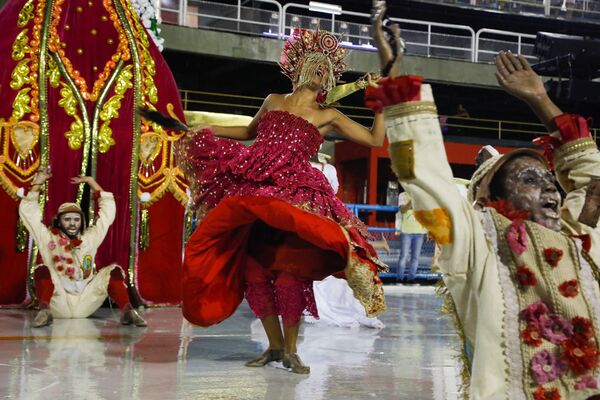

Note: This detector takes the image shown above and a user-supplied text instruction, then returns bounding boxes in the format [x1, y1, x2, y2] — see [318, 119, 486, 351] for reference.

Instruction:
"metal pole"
[498, 121, 502, 140]
[543, 0, 551, 16]
[178, 0, 186, 26]
[237, 0, 241, 32]
[427, 24, 431, 57]
[331, 13, 335, 34]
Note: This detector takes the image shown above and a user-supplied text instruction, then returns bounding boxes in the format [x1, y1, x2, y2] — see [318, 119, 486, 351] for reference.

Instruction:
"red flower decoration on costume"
[507, 220, 528, 255]
[65, 245, 72, 251]
[572, 317, 594, 341]
[559, 280, 579, 298]
[574, 234, 592, 253]
[66, 258, 73, 264]
[562, 338, 600, 374]
[485, 199, 530, 221]
[544, 248, 563, 267]
[52, 255, 60, 262]
[71, 238, 82, 247]
[516, 265, 537, 287]
[50, 227, 60, 235]
[520, 302, 549, 325]
[56, 265, 64, 272]
[522, 324, 543, 347]
[533, 386, 561, 400]
[65, 267, 75, 277]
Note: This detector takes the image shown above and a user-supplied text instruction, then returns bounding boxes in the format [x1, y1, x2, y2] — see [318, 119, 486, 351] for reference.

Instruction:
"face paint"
[500, 157, 562, 231]
[59, 212, 82, 237]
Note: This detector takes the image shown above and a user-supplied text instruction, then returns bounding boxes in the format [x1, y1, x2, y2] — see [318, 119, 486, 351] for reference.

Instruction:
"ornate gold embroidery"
[17, 0, 35, 27]
[58, 84, 84, 150]
[138, 103, 189, 206]
[46, 56, 61, 88]
[10, 59, 31, 91]
[0, 120, 41, 199]
[122, 1, 158, 107]
[344, 253, 387, 317]
[46, 0, 130, 101]
[97, 65, 133, 153]
[11, 88, 32, 121]
[12, 30, 31, 61]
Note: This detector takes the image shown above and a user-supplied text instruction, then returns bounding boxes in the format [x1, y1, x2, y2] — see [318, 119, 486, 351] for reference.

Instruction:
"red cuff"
[532, 114, 592, 169]
[93, 190, 102, 201]
[554, 114, 591, 143]
[364, 75, 423, 113]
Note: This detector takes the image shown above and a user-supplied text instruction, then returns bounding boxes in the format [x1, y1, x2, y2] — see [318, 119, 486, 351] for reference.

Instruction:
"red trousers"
[243, 257, 317, 327]
[34, 266, 132, 310]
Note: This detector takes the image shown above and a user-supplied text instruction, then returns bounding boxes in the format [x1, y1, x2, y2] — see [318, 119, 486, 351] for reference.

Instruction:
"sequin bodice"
[176, 109, 370, 237]
[253, 110, 323, 159]
[229, 110, 323, 183]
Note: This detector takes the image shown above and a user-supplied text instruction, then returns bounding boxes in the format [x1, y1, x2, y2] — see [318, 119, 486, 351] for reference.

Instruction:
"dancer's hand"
[372, 0, 386, 24]
[495, 51, 561, 133]
[71, 176, 103, 192]
[366, 73, 382, 87]
[495, 51, 546, 104]
[32, 166, 51, 185]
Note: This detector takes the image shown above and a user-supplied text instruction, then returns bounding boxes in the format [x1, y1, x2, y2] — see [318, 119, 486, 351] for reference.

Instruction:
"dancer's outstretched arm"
[323, 103, 385, 147]
[190, 95, 278, 141]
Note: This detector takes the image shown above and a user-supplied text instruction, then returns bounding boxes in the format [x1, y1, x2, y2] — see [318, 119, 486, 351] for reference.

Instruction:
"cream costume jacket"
[373, 76, 600, 399]
[19, 191, 119, 318]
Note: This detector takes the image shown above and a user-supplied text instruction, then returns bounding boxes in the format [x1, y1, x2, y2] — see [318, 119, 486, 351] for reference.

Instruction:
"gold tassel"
[139, 208, 150, 250]
[16, 216, 28, 252]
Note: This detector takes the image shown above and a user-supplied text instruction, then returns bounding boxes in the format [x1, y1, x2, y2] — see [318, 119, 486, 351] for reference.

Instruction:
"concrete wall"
[161, 24, 499, 88]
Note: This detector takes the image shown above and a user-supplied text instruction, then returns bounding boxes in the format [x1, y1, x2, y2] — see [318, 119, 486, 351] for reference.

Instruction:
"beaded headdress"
[279, 27, 347, 92]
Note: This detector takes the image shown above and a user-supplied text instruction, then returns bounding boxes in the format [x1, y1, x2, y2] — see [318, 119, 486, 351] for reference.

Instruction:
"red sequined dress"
[176, 110, 386, 327]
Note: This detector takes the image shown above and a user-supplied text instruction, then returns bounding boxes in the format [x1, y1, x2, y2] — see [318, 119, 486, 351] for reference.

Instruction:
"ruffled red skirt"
[182, 195, 385, 327]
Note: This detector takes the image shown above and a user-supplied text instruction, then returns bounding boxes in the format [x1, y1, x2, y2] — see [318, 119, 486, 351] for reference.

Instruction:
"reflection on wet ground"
[0, 285, 461, 400]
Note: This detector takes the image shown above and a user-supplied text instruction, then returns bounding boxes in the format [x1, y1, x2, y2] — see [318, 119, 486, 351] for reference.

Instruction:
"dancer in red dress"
[175, 28, 387, 374]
